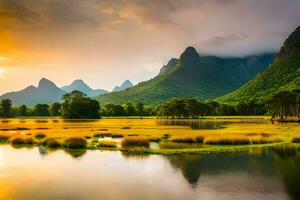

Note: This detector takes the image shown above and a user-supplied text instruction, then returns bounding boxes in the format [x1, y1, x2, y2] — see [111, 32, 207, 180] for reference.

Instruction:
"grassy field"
[0, 117, 299, 154]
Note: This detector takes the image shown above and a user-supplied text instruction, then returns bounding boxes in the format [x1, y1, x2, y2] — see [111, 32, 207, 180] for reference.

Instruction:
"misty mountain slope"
[219, 26, 300, 104]
[0, 78, 66, 106]
[96, 47, 275, 105]
[112, 80, 134, 92]
[61, 79, 108, 97]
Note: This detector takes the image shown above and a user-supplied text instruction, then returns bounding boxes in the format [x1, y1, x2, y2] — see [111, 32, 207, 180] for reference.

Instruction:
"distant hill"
[96, 47, 275, 105]
[219, 26, 300, 104]
[112, 80, 134, 92]
[61, 79, 108, 97]
[0, 78, 66, 106]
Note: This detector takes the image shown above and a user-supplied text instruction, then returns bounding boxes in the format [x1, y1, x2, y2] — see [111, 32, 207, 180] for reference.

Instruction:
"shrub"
[0, 134, 9, 142]
[292, 137, 300, 143]
[93, 133, 112, 138]
[121, 126, 131, 129]
[147, 137, 161, 142]
[121, 137, 149, 148]
[85, 135, 92, 139]
[171, 136, 195, 143]
[98, 140, 117, 148]
[44, 138, 61, 148]
[10, 137, 26, 145]
[195, 135, 204, 143]
[111, 134, 124, 138]
[204, 136, 250, 145]
[63, 137, 87, 149]
[35, 133, 46, 140]
[250, 136, 282, 144]
[24, 137, 34, 145]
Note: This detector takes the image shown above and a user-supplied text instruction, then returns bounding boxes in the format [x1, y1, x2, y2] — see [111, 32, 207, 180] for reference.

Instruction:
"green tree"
[136, 103, 144, 118]
[19, 105, 27, 116]
[0, 99, 14, 118]
[60, 90, 100, 119]
[34, 104, 50, 116]
[50, 102, 61, 116]
[124, 102, 136, 116]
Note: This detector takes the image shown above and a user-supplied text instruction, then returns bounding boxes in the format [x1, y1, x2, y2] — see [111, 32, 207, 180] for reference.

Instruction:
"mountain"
[96, 47, 275, 105]
[0, 78, 66, 106]
[61, 79, 108, 97]
[158, 58, 179, 76]
[112, 80, 134, 92]
[219, 26, 300, 104]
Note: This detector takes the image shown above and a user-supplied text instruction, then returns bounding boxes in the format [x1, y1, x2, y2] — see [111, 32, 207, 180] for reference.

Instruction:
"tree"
[124, 102, 136, 116]
[34, 104, 50, 116]
[0, 99, 14, 118]
[60, 90, 100, 119]
[50, 102, 61, 116]
[136, 103, 144, 118]
[19, 105, 27, 116]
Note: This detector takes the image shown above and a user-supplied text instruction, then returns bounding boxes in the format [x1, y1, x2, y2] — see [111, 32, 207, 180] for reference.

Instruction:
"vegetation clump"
[63, 137, 87, 149]
[0, 134, 9, 142]
[10, 137, 35, 145]
[35, 133, 46, 140]
[250, 136, 282, 144]
[43, 138, 61, 148]
[292, 137, 300, 143]
[171, 136, 195, 143]
[121, 137, 149, 148]
[204, 136, 250, 145]
[98, 140, 117, 148]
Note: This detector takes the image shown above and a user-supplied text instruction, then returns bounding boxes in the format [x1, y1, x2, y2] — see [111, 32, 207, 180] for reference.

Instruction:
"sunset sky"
[0, 0, 299, 94]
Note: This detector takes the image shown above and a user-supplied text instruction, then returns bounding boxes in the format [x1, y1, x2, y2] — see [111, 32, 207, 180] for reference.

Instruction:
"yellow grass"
[98, 140, 117, 148]
[0, 117, 298, 151]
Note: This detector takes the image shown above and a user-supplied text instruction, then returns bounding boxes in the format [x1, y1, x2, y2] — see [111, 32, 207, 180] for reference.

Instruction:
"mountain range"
[96, 48, 275, 105]
[61, 80, 109, 97]
[0, 78, 66, 106]
[219, 26, 300, 104]
[112, 80, 134, 92]
[0, 79, 131, 106]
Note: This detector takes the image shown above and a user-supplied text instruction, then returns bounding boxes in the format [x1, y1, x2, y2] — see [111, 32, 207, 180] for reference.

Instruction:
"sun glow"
[0, 68, 4, 77]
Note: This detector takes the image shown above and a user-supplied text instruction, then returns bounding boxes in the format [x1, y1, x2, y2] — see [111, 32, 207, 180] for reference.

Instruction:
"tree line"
[0, 89, 299, 120]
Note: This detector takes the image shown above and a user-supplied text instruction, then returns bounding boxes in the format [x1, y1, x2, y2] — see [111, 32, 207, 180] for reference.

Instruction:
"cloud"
[0, 0, 299, 93]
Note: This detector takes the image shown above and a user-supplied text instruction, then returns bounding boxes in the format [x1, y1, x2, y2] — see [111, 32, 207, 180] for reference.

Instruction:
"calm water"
[0, 145, 299, 200]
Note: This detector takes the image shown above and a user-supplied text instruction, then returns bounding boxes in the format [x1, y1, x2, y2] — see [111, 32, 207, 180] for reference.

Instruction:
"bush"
[63, 137, 87, 149]
[147, 137, 161, 142]
[195, 135, 204, 143]
[121, 126, 131, 129]
[10, 137, 26, 145]
[98, 140, 117, 148]
[44, 138, 61, 148]
[292, 137, 300, 143]
[111, 134, 124, 138]
[24, 137, 34, 145]
[121, 137, 149, 148]
[35, 133, 46, 140]
[171, 136, 195, 143]
[93, 133, 112, 138]
[250, 136, 282, 144]
[0, 134, 9, 142]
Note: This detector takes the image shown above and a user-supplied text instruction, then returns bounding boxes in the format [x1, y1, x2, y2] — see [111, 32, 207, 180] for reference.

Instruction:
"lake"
[0, 145, 299, 200]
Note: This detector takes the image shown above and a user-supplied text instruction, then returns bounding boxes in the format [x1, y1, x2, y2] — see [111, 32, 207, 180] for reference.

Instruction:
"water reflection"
[0, 145, 299, 199]
[157, 120, 226, 129]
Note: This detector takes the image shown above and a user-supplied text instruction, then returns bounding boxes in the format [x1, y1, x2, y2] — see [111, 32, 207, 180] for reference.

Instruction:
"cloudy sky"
[0, 0, 299, 93]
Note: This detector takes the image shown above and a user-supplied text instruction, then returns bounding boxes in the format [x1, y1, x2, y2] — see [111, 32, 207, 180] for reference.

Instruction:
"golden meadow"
[0, 117, 299, 154]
